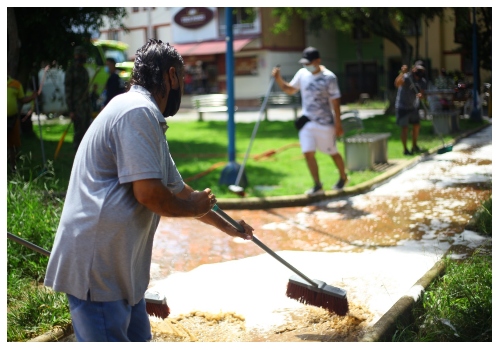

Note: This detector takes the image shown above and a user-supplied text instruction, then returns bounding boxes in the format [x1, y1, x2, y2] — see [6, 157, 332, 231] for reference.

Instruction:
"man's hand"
[227, 219, 254, 240]
[395, 65, 408, 87]
[187, 188, 217, 217]
[273, 67, 299, 95]
[271, 66, 281, 79]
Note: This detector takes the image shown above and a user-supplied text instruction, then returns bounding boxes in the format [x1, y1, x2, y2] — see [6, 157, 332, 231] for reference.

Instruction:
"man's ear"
[168, 67, 179, 89]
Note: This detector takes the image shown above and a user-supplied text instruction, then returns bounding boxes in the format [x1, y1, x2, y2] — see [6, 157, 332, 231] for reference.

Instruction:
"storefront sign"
[174, 8, 214, 29]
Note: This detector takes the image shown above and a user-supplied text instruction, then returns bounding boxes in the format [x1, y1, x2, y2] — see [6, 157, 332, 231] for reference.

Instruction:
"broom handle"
[7, 231, 165, 306]
[234, 70, 278, 187]
[212, 205, 319, 287]
[7, 232, 51, 257]
[407, 73, 429, 115]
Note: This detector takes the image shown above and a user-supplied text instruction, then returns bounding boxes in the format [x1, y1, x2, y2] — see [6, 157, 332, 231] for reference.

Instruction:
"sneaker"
[404, 149, 413, 156]
[412, 145, 421, 153]
[333, 177, 349, 190]
[305, 183, 324, 196]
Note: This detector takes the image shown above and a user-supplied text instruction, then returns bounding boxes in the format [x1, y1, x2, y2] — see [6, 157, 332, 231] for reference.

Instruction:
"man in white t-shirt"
[272, 47, 348, 195]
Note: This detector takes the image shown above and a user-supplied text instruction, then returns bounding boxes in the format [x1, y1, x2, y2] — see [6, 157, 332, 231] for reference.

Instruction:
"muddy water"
[149, 126, 492, 342]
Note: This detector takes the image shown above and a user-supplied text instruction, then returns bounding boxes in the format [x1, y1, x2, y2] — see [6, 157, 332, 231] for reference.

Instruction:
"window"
[218, 8, 258, 36]
[232, 8, 254, 24]
[454, 8, 470, 44]
[235, 56, 258, 76]
[108, 30, 119, 41]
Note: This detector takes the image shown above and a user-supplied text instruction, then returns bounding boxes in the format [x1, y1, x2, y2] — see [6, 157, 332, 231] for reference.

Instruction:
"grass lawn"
[7, 109, 491, 341]
[19, 111, 488, 198]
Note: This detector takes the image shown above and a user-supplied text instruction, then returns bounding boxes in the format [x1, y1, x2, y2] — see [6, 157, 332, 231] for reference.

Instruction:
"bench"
[341, 110, 391, 171]
[261, 93, 301, 121]
[191, 94, 237, 121]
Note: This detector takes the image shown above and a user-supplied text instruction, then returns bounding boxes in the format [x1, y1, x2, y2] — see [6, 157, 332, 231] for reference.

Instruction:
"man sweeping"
[44, 39, 254, 342]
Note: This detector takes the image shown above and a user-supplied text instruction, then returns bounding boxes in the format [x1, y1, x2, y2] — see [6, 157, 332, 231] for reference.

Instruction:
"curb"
[359, 259, 447, 342]
[28, 324, 73, 342]
[29, 122, 491, 342]
[216, 121, 491, 210]
[215, 158, 415, 210]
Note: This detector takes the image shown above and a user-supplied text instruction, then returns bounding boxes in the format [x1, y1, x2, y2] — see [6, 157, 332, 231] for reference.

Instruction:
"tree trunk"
[7, 8, 19, 78]
[414, 18, 420, 62]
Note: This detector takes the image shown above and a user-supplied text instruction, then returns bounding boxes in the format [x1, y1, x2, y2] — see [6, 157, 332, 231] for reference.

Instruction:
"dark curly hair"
[129, 39, 184, 97]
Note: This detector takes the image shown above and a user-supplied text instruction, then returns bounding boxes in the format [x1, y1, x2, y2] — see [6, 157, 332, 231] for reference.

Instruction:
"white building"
[99, 7, 337, 106]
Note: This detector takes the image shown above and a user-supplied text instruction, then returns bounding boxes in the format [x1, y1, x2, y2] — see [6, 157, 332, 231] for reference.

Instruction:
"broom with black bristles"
[211, 205, 349, 316]
[7, 232, 170, 319]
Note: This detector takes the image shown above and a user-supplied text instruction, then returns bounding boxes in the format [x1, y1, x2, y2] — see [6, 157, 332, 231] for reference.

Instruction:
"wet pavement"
[54, 124, 492, 342]
[145, 124, 492, 342]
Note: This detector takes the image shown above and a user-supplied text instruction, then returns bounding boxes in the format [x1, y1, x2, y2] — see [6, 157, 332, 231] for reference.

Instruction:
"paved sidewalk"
[32, 121, 491, 342]
[31, 101, 384, 125]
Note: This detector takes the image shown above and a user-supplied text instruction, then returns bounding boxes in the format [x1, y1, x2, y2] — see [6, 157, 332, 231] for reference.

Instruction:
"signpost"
[219, 7, 247, 187]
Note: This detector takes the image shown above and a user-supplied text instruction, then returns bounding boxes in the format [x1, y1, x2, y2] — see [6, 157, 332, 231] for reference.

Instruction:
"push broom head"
[437, 145, 453, 154]
[228, 184, 246, 197]
[286, 275, 349, 316]
[144, 290, 170, 319]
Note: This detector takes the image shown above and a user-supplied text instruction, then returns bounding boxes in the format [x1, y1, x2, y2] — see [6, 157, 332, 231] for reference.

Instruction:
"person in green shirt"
[7, 75, 37, 172]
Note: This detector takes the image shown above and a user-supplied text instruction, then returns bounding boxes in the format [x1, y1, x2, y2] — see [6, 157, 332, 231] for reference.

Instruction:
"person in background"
[19, 87, 36, 138]
[394, 65, 427, 155]
[272, 46, 349, 196]
[394, 63, 427, 155]
[44, 39, 254, 342]
[103, 57, 126, 107]
[7, 74, 38, 172]
[64, 45, 92, 151]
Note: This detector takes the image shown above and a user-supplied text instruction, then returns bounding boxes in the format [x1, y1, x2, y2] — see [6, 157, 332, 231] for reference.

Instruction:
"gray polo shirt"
[45, 85, 184, 305]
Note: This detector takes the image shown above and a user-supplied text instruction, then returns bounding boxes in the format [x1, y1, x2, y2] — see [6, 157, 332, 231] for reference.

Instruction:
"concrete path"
[31, 115, 491, 342]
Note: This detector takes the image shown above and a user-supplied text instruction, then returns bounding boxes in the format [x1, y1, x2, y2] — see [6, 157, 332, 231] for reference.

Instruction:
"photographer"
[394, 63, 427, 155]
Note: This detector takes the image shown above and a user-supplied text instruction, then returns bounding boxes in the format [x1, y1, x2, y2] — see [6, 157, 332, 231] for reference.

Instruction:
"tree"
[271, 8, 445, 113]
[7, 8, 127, 87]
[453, 7, 491, 73]
[272, 7, 444, 67]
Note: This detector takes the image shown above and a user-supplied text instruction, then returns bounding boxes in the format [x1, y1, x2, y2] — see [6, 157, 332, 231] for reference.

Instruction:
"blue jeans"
[67, 293, 152, 342]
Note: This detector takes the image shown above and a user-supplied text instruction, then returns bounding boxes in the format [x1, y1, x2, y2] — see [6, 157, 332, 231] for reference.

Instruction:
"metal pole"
[225, 7, 235, 163]
[470, 7, 482, 122]
[218, 7, 240, 185]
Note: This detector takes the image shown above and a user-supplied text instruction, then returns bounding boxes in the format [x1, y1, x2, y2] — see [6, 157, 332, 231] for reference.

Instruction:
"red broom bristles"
[146, 301, 170, 319]
[145, 291, 170, 319]
[286, 279, 349, 316]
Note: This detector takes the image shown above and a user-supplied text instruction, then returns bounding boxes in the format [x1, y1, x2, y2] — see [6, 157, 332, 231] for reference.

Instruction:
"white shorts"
[299, 121, 339, 155]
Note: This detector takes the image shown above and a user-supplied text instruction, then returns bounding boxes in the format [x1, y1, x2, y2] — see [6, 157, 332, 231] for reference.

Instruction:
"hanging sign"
[174, 8, 214, 29]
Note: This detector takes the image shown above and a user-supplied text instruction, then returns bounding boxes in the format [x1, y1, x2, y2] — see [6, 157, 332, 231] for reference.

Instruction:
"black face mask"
[163, 73, 181, 118]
